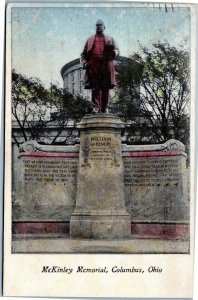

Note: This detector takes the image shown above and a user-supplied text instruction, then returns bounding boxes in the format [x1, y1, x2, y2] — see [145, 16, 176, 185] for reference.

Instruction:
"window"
[79, 69, 83, 80]
[71, 71, 75, 82]
[64, 75, 68, 88]
[80, 81, 83, 94]
[72, 82, 75, 94]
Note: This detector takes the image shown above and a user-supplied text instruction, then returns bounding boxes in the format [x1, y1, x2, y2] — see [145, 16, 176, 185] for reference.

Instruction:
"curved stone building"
[61, 58, 91, 99]
[60, 56, 131, 101]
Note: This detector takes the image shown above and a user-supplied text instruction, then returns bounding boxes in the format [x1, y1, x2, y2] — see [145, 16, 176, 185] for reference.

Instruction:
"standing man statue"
[81, 20, 119, 113]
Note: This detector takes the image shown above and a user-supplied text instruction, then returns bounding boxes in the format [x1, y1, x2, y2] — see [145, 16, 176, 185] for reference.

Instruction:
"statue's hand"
[107, 44, 114, 50]
[83, 63, 89, 70]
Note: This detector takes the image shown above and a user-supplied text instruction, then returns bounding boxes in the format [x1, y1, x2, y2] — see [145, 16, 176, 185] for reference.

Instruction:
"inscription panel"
[81, 134, 122, 167]
[24, 159, 77, 183]
[13, 156, 78, 221]
[124, 157, 181, 187]
[123, 155, 189, 222]
[89, 136, 120, 161]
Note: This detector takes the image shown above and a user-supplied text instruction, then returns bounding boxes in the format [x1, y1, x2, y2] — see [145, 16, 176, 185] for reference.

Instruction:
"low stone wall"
[12, 137, 189, 239]
[12, 142, 79, 235]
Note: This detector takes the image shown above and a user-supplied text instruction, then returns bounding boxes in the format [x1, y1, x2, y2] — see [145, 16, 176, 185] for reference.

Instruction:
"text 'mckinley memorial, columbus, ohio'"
[13, 19, 189, 249]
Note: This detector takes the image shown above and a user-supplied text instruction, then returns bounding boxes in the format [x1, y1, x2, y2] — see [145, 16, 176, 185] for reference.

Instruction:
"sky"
[10, 3, 191, 87]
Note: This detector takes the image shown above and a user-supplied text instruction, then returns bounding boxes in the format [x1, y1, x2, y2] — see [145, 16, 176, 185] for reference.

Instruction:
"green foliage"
[49, 84, 91, 122]
[12, 70, 91, 146]
[113, 58, 143, 122]
[12, 69, 51, 143]
[114, 43, 190, 146]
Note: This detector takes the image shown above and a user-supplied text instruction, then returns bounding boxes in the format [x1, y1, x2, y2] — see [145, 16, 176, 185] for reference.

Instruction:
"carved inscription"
[124, 157, 181, 187]
[24, 159, 78, 183]
[88, 136, 121, 165]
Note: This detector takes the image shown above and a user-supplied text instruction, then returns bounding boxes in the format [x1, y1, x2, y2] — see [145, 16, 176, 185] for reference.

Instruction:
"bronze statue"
[81, 20, 119, 113]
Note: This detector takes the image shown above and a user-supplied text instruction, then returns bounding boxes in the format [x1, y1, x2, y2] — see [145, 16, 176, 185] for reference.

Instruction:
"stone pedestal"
[70, 114, 131, 239]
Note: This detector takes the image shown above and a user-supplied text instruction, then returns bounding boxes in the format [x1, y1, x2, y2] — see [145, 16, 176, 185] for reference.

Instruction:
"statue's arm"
[106, 37, 120, 59]
[112, 38, 120, 57]
[81, 40, 89, 69]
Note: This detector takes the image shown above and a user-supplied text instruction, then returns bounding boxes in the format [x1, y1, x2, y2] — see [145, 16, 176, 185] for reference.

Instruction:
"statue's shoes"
[92, 107, 99, 114]
[101, 108, 109, 113]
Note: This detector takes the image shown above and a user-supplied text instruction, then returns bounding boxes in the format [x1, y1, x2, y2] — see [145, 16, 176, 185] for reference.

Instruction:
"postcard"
[3, 2, 195, 298]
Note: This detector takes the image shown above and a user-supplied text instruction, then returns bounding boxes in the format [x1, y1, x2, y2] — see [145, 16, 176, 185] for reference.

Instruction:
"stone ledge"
[131, 223, 189, 240]
[78, 113, 125, 129]
[12, 221, 69, 234]
[18, 152, 79, 158]
[11, 237, 190, 254]
[13, 221, 189, 241]
[122, 139, 186, 153]
[122, 150, 186, 157]
[19, 140, 79, 153]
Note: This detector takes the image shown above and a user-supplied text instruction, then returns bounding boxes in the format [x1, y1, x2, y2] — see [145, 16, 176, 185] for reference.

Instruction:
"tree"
[12, 69, 51, 146]
[114, 43, 190, 146]
[49, 84, 91, 144]
[12, 70, 92, 146]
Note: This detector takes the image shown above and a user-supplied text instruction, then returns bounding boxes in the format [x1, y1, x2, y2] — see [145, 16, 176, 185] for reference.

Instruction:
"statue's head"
[96, 19, 105, 34]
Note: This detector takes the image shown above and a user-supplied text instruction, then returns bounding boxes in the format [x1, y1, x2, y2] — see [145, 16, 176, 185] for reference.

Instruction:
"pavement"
[12, 234, 190, 254]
